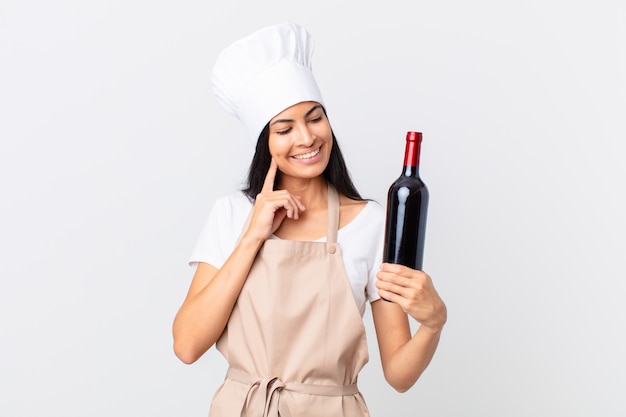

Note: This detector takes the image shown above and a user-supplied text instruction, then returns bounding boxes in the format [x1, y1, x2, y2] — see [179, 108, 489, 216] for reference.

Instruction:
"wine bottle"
[382, 131, 429, 284]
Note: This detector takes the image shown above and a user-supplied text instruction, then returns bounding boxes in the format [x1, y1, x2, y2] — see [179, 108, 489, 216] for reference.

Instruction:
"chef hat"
[211, 22, 325, 142]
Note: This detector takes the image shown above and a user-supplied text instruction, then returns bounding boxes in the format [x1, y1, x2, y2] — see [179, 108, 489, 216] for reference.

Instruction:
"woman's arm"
[372, 263, 447, 392]
[172, 159, 305, 364]
[172, 235, 264, 364]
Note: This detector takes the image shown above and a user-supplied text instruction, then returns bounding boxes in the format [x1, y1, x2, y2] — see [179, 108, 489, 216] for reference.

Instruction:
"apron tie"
[258, 376, 291, 417]
[228, 368, 362, 417]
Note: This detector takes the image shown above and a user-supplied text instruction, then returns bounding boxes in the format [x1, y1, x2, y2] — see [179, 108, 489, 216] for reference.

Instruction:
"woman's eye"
[276, 127, 291, 135]
[310, 116, 322, 123]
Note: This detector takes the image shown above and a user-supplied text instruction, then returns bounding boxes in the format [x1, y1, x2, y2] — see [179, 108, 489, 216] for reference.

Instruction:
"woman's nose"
[296, 124, 315, 146]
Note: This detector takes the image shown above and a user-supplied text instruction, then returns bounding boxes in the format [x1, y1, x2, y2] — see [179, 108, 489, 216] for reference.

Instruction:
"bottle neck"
[402, 132, 422, 177]
[403, 165, 420, 177]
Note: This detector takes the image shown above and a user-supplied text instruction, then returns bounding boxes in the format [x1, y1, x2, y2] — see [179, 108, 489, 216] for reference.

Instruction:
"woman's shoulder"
[357, 199, 385, 226]
[343, 195, 384, 216]
[214, 189, 253, 205]
[338, 197, 384, 236]
[207, 190, 253, 225]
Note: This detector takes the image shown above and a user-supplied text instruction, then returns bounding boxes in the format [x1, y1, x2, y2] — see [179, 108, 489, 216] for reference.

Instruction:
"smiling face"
[268, 101, 333, 186]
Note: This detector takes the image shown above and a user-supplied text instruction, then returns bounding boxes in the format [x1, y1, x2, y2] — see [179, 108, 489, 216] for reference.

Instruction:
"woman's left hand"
[376, 263, 447, 332]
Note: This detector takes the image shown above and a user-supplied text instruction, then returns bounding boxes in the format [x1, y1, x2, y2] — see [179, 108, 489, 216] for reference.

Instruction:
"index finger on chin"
[262, 158, 278, 192]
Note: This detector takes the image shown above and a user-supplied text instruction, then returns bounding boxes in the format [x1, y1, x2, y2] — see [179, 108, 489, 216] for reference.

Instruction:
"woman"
[173, 23, 446, 416]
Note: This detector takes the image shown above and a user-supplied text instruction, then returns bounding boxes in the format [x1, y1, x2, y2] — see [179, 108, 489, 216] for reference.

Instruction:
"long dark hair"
[242, 123, 364, 202]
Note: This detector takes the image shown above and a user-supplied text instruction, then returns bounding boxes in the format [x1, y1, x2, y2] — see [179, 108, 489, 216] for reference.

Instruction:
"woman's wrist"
[418, 322, 445, 336]
[238, 232, 266, 252]
[416, 308, 447, 335]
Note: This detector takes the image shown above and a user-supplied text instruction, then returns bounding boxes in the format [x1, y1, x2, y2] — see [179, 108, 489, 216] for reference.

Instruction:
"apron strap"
[326, 185, 340, 244]
[228, 367, 358, 395]
[227, 368, 360, 417]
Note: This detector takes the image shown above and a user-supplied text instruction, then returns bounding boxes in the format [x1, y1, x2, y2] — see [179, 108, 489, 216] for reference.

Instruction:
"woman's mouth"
[292, 147, 321, 160]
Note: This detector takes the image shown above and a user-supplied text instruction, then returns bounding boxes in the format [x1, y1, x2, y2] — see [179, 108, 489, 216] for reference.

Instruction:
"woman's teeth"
[292, 147, 320, 160]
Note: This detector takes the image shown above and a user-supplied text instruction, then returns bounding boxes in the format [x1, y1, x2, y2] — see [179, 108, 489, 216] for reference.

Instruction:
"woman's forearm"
[382, 324, 443, 392]
[374, 264, 447, 391]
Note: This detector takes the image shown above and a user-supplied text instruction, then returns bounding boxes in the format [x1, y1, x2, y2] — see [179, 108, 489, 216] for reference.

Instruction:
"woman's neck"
[277, 176, 327, 209]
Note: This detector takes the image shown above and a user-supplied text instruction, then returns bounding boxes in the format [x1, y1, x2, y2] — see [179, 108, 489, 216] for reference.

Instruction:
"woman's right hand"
[245, 159, 305, 241]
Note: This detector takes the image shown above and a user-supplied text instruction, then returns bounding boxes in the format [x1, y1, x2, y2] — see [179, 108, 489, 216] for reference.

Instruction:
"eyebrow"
[270, 104, 323, 126]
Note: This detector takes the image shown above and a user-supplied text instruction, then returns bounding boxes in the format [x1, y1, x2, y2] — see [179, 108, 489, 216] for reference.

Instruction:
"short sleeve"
[337, 200, 385, 314]
[188, 192, 252, 270]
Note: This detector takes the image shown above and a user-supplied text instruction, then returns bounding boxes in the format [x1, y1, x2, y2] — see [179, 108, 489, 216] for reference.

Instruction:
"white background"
[1, 1, 625, 416]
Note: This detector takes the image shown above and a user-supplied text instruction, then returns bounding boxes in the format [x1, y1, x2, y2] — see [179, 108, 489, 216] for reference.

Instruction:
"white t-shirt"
[189, 191, 385, 315]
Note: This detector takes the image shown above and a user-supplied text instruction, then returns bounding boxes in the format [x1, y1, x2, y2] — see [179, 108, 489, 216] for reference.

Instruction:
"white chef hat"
[211, 22, 325, 142]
